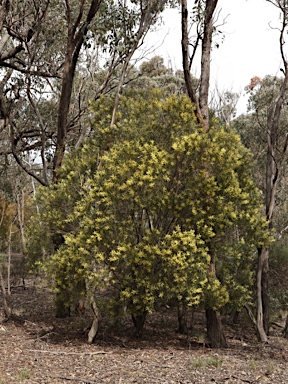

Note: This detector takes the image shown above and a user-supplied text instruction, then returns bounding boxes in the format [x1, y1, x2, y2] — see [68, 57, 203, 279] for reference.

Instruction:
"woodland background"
[1, 1, 288, 382]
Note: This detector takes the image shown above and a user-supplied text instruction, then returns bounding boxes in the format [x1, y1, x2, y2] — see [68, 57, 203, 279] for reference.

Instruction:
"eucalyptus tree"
[181, 0, 219, 129]
[0, 0, 102, 185]
[233, 72, 288, 341]
[210, 88, 239, 126]
[0, 0, 175, 187]
[180, 0, 236, 348]
[241, 0, 288, 342]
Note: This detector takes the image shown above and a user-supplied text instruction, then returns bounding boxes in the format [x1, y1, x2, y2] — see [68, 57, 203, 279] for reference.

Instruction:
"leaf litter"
[0, 281, 287, 383]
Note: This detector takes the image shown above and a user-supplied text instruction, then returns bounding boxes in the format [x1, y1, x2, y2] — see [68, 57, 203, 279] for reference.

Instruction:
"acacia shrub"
[27, 91, 269, 338]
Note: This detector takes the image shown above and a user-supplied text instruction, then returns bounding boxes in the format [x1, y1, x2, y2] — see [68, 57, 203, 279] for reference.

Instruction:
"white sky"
[144, 0, 283, 115]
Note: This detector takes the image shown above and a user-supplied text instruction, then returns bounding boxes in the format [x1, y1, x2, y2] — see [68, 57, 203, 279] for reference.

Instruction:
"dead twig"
[38, 373, 99, 383]
[230, 376, 253, 383]
[27, 349, 111, 355]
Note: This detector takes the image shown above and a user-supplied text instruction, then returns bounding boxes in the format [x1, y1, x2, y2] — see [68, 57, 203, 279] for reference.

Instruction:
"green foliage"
[28, 91, 270, 321]
[233, 75, 288, 315]
[234, 75, 288, 197]
[96, 1, 175, 56]
[269, 240, 288, 311]
[140, 56, 171, 77]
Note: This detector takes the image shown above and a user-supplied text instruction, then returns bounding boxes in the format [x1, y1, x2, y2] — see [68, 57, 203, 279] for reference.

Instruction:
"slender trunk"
[181, 0, 203, 125]
[205, 250, 227, 347]
[232, 310, 240, 324]
[283, 314, 288, 338]
[262, 253, 270, 334]
[255, 71, 288, 340]
[52, 47, 75, 180]
[52, 0, 102, 181]
[177, 299, 188, 334]
[17, 190, 26, 286]
[7, 220, 13, 296]
[87, 294, 101, 344]
[0, 204, 11, 317]
[256, 248, 269, 342]
[110, 53, 133, 128]
[206, 308, 227, 348]
[181, 0, 218, 130]
[132, 311, 147, 337]
[199, 0, 218, 130]
[52, 234, 71, 318]
[0, 265, 11, 319]
[54, 291, 71, 318]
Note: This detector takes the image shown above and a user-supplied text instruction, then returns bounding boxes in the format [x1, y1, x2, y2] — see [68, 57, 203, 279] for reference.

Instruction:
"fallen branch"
[38, 373, 99, 383]
[270, 321, 283, 328]
[27, 349, 110, 355]
[231, 376, 254, 383]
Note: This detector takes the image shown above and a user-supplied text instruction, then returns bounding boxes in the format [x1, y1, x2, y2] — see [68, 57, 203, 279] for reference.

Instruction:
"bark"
[181, 0, 218, 130]
[256, 248, 269, 342]
[51, 233, 71, 318]
[17, 190, 27, 286]
[0, 265, 11, 319]
[199, 0, 218, 130]
[177, 299, 188, 334]
[283, 314, 288, 338]
[262, 251, 270, 335]
[132, 311, 147, 337]
[181, 0, 203, 126]
[205, 250, 227, 348]
[232, 310, 240, 325]
[7, 220, 14, 296]
[206, 308, 227, 348]
[55, 293, 71, 318]
[52, 0, 102, 181]
[0, 204, 11, 318]
[87, 295, 101, 344]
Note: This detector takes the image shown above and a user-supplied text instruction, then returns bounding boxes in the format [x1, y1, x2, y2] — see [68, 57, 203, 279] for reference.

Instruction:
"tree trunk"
[132, 311, 147, 337]
[87, 295, 101, 344]
[52, 52, 74, 180]
[52, 0, 102, 181]
[206, 308, 227, 348]
[51, 233, 71, 318]
[54, 293, 71, 318]
[257, 51, 288, 340]
[283, 314, 288, 338]
[232, 310, 240, 325]
[0, 265, 11, 319]
[256, 247, 269, 342]
[17, 190, 27, 287]
[262, 251, 270, 334]
[199, 0, 218, 130]
[181, 0, 203, 126]
[177, 299, 188, 334]
[181, 0, 218, 131]
[7, 219, 13, 296]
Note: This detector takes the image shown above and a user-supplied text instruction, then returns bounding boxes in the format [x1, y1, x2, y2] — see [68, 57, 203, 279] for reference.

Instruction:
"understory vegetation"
[1, 0, 288, 356]
[26, 91, 270, 343]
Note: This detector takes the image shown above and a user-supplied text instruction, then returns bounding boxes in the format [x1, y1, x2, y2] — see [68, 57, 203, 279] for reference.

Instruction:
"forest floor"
[0, 280, 288, 384]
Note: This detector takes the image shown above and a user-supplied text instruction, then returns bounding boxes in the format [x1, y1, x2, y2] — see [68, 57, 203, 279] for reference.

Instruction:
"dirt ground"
[0, 282, 288, 384]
